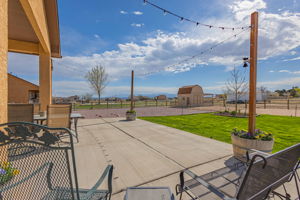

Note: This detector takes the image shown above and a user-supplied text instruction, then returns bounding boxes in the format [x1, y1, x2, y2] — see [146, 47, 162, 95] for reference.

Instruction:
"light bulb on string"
[179, 17, 184, 23]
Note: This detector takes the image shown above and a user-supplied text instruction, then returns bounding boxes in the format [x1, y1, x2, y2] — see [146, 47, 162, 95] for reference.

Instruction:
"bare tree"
[225, 67, 248, 112]
[85, 65, 108, 104]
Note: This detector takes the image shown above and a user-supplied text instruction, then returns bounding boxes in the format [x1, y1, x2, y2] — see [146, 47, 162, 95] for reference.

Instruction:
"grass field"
[139, 113, 300, 152]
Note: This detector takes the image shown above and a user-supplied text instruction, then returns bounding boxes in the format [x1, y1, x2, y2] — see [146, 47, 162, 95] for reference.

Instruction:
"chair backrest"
[8, 104, 34, 123]
[33, 104, 41, 115]
[237, 143, 300, 200]
[47, 104, 71, 129]
[0, 122, 79, 200]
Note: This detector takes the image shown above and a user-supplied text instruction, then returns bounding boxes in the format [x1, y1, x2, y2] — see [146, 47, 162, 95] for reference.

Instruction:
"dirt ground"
[74, 105, 299, 119]
[75, 107, 213, 119]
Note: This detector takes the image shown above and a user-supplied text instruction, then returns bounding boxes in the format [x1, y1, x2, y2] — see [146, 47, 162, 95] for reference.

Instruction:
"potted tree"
[231, 128, 274, 159]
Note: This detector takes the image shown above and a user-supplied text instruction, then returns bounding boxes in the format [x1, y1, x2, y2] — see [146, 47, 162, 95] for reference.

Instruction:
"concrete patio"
[74, 118, 299, 200]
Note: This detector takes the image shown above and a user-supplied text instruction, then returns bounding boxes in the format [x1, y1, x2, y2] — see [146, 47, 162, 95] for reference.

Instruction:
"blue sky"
[8, 0, 300, 97]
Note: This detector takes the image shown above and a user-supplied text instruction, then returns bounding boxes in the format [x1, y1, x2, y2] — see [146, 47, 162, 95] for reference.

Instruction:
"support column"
[0, 0, 8, 124]
[248, 12, 258, 134]
[39, 52, 52, 112]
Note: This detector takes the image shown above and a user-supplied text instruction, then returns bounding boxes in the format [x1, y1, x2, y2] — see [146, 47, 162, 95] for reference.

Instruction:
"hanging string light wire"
[143, 0, 251, 30]
[142, 26, 251, 76]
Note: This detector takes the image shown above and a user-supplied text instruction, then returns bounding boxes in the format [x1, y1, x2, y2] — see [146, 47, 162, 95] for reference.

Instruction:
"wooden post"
[287, 98, 290, 110]
[248, 12, 258, 135]
[130, 70, 134, 111]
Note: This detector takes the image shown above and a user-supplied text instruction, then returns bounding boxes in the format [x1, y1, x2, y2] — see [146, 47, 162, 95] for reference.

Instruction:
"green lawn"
[139, 113, 300, 152]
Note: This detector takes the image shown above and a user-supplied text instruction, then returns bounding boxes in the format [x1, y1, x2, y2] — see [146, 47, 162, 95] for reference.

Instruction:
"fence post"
[264, 100, 266, 109]
[287, 99, 290, 110]
[295, 104, 298, 117]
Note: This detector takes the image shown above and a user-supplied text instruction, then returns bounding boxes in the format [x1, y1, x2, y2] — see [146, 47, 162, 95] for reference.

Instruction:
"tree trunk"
[235, 92, 238, 112]
[98, 93, 101, 105]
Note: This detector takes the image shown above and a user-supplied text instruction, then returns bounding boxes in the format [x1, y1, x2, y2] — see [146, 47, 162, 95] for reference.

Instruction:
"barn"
[177, 85, 204, 106]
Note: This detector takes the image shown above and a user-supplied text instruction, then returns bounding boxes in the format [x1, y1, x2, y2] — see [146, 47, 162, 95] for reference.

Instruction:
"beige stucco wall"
[0, 0, 8, 124]
[8, 74, 39, 103]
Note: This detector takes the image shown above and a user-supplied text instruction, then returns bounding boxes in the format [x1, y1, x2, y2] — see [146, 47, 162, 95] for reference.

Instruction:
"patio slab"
[74, 118, 299, 200]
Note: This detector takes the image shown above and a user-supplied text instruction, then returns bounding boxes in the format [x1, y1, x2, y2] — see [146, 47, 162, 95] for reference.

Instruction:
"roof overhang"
[8, 0, 61, 58]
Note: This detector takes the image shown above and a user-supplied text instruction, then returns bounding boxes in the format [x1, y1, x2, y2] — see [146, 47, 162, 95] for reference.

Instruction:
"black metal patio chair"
[0, 122, 113, 200]
[176, 143, 300, 200]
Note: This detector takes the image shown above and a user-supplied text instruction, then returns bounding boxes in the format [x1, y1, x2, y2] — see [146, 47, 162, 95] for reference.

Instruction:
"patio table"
[124, 187, 175, 200]
[34, 113, 84, 135]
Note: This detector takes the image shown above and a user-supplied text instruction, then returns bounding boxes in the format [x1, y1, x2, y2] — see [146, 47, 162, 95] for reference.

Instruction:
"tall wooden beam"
[39, 51, 52, 112]
[248, 12, 258, 134]
[130, 70, 134, 111]
[8, 39, 39, 55]
[20, 0, 50, 53]
[0, 0, 8, 124]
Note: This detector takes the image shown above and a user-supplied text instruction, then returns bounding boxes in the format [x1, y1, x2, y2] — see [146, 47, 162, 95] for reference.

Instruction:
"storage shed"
[177, 85, 204, 106]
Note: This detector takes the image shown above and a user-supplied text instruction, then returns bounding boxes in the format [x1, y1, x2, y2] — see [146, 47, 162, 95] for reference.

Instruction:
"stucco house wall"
[8, 73, 39, 103]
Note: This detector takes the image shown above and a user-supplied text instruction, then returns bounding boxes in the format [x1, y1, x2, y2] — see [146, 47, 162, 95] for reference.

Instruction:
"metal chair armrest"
[83, 165, 113, 200]
[182, 169, 236, 200]
[0, 162, 53, 193]
[246, 149, 270, 162]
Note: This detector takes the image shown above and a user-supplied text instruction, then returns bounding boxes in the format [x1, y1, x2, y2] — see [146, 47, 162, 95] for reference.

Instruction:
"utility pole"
[248, 12, 258, 134]
[130, 70, 134, 111]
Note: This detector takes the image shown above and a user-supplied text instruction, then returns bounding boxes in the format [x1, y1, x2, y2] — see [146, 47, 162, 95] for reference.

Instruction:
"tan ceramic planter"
[126, 112, 136, 121]
[231, 134, 274, 159]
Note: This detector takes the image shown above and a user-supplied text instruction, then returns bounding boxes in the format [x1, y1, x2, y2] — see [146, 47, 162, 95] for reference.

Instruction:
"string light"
[143, 0, 251, 30]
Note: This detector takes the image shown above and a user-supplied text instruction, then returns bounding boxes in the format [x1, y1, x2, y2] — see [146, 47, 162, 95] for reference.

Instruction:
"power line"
[143, 0, 251, 31]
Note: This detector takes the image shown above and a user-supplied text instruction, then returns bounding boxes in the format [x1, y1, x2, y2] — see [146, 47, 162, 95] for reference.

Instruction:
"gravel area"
[75, 107, 213, 119]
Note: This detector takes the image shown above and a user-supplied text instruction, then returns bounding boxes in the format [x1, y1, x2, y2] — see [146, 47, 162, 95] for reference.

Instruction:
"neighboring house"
[8, 73, 39, 104]
[53, 95, 80, 104]
[177, 85, 204, 106]
[155, 95, 167, 100]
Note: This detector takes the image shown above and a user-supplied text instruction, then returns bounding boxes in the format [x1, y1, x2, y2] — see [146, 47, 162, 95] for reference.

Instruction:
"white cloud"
[131, 23, 144, 27]
[94, 34, 100, 39]
[278, 69, 300, 74]
[52, 80, 177, 97]
[269, 70, 275, 72]
[258, 77, 300, 89]
[133, 11, 143, 15]
[284, 56, 300, 61]
[290, 51, 297, 55]
[120, 10, 128, 14]
[229, 0, 267, 20]
[279, 70, 290, 73]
